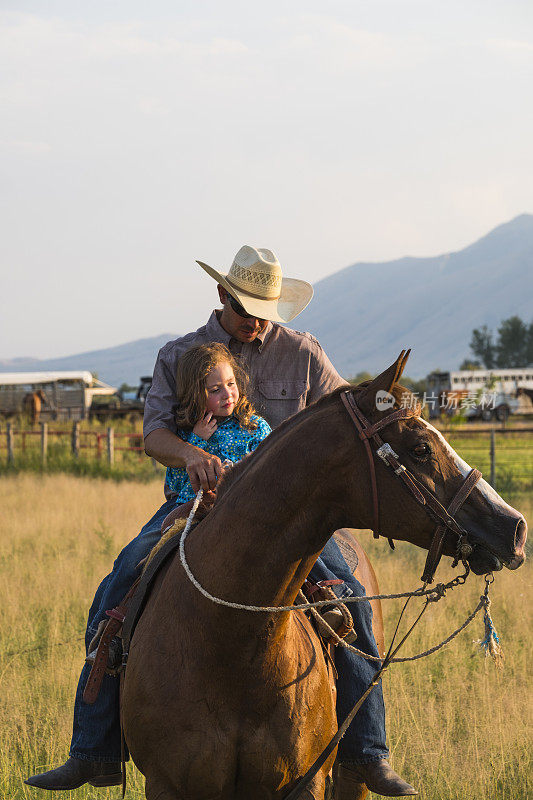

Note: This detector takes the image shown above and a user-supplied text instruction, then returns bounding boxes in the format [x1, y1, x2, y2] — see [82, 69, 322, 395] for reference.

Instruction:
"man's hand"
[184, 445, 223, 491]
[193, 412, 218, 440]
[144, 428, 223, 489]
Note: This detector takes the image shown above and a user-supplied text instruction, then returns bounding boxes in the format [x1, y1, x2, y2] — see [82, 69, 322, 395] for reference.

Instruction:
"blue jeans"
[309, 538, 388, 764]
[70, 505, 388, 765]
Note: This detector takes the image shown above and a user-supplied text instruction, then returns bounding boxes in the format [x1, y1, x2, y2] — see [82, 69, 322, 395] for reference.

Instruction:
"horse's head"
[349, 351, 527, 577]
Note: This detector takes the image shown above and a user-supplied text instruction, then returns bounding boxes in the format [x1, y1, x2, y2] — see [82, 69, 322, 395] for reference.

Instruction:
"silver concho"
[376, 443, 399, 464]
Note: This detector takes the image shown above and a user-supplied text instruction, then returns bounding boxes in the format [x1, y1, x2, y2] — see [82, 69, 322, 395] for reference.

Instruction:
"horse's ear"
[393, 348, 410, 390]
[355, 350, 411, 415]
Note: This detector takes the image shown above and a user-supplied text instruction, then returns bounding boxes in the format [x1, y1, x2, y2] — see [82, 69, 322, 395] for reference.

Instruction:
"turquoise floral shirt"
[165, 414, 271, 505]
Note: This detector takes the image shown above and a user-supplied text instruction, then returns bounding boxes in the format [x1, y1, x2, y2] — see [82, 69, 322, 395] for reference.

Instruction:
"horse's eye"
[412, 443, 431, 460]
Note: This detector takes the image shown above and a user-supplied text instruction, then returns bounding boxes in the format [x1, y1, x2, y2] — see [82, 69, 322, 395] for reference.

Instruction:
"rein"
[178, 491, 494, 800]
[179, 390, 483, 615]
[179, 501, 487, 663]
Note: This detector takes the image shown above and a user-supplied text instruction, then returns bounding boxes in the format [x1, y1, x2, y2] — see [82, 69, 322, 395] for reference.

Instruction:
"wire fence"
[1, 421, 531, 491]
[0, 422, 145, 465]
[437, 426, 533, 493]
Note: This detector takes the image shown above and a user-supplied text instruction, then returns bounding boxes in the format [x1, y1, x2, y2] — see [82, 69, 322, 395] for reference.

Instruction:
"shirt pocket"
[257, 379, 308, 427]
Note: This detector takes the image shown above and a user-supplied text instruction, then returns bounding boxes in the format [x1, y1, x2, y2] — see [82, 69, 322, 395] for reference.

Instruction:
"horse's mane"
[217, 386, 348, 498]
[218, 380, 420, 499]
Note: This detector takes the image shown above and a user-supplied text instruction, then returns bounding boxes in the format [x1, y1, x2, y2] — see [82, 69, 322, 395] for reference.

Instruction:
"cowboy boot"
[25, 757, 122, 790]
[336, 760, 417, 797]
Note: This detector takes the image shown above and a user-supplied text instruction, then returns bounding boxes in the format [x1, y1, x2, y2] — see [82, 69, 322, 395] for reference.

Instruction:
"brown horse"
[22, 389, 48, 425]
[122, 353, 527, 800]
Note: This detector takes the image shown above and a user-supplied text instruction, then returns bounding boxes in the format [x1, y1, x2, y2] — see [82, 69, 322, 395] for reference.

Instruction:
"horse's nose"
[508, 517, 527, 570]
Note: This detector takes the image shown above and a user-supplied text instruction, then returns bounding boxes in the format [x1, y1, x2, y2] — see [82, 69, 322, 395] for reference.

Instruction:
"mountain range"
[2, 215, 532, 385]
[296, 213, 533, 378]
[0, 335, 176, 389]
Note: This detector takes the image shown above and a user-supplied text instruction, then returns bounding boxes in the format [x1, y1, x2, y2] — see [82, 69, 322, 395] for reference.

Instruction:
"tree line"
[461, 315, 533, 370]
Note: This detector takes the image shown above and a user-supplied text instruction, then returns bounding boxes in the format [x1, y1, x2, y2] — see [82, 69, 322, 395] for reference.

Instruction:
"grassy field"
[0, 475, 531, 799]
[445, 431, 533, 494]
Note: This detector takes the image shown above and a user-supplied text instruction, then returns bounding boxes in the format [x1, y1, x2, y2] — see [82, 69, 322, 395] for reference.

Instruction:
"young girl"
[165, 342, 271, 506]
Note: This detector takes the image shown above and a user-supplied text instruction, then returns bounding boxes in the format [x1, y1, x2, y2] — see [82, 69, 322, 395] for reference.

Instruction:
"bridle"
[340, 390, 482, 584]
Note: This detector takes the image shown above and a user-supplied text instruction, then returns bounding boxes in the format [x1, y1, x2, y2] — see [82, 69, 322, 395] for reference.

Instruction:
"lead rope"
[284, 592, 426, 800]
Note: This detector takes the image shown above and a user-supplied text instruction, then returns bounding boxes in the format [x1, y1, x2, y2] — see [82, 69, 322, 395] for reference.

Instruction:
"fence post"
[71, 421, 80, 458]
[107, 427, 114, 465]
[7, 422, 14, 465]
[41, 422, 48, 466]
[489, 429, 496, 487]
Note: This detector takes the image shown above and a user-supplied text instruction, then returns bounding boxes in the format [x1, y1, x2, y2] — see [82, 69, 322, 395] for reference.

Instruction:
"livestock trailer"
[0, 371, 117, 420]
[426, 368, 533, 420]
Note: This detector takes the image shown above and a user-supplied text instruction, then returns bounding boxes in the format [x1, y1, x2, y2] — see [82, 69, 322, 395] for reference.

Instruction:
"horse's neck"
[187, 507, 336, 609]
[179, 403, 358, 619]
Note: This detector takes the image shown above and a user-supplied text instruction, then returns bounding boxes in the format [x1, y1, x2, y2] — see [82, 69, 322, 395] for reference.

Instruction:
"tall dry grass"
[0, 475, 531, 799]
[368, 533, 531, 799]
[0, 475, 161, 799]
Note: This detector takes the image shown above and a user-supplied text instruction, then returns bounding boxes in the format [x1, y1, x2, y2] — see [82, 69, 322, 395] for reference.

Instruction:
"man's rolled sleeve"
[143, 347, 179, 439]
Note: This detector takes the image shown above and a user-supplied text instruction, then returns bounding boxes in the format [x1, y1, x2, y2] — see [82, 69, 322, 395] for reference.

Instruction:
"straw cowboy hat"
[196, 245, 313, 323]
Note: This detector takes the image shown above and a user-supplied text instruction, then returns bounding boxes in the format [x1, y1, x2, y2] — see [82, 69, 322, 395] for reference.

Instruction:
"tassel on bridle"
[474, 581, 504, 668]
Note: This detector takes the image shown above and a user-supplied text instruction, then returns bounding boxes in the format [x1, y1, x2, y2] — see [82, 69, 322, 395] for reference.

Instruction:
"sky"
[1, 0, 532, 359]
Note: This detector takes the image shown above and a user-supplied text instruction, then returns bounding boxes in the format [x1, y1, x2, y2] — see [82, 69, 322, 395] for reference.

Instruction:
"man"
[26, 246, 416, 797]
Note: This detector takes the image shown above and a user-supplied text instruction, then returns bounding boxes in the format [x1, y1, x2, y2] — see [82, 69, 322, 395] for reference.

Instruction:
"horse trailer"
[0, 371, 117, 421]
[426, 368, 533, 421]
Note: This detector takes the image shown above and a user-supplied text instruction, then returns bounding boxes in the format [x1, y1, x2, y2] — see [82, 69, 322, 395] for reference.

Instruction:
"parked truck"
[88, 376, 152, 421]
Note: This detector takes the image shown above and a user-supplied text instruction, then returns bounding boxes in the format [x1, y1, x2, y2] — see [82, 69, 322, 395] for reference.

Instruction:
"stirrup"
[85, 620, 123, 676]
[303, 581, 356, 645]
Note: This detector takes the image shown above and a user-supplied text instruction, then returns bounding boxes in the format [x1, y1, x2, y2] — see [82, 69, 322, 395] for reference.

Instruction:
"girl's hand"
[193, 412, 218, 440]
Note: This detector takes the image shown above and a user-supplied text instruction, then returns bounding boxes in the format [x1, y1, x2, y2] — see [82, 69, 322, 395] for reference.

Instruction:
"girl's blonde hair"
[174, 343, 257, 431]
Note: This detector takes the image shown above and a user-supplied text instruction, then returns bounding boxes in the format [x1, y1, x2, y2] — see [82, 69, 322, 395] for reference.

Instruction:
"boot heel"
[89, 772, 122, 787]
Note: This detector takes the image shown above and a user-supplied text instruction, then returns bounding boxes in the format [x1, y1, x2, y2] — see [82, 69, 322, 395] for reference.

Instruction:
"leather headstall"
[340, 390, 482, 584]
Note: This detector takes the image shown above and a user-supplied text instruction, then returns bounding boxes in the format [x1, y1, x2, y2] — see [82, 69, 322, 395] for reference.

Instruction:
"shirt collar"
[207, 310, 273, 351]
[217, 414, 236, 427]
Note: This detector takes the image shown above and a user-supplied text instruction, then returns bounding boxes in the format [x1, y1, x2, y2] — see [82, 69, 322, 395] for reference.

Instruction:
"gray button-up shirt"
[144, 311, 346, 437]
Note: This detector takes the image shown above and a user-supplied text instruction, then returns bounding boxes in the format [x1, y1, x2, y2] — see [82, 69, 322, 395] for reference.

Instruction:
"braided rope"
[310, 595, 487, 662]
[179, 490, 487, 663]
[179, 495, 429, 611]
